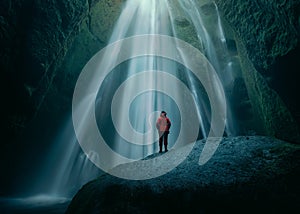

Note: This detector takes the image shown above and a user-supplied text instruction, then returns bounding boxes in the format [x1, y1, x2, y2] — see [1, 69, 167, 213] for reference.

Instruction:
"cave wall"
[1, 0, 300, 182]
[1, 0, 88, 194]
[214, 0, 300, 142]
[41, 0, 123, 117]
[1, 0, 300, 196]
[236, 37, 300, 142]
[0, 0, 124, 195]
[1, 0, 124, 140]
[214, 0, 299, 71]
[1, 0, 89, 137]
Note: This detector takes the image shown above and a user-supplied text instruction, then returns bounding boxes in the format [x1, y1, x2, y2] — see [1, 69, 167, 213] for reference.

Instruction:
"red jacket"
[156, 116, 171, 132]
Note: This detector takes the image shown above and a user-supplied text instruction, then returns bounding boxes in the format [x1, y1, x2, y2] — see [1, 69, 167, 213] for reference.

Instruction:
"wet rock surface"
[214, 0, 300, 139]
[215, 0, 299, 71]
[215, 0, 300, 143]
[0, 196, 70, 214]
[66, 136, 300, 214]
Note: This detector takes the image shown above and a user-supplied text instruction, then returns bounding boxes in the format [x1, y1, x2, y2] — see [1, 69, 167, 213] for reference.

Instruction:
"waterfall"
[24, 0, 241, 198]
[26, 114, 102, 198]
[177, 0, 238, 136]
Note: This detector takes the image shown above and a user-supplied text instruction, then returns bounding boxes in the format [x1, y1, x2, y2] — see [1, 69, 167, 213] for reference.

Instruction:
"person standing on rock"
[156, 111, 171, 153]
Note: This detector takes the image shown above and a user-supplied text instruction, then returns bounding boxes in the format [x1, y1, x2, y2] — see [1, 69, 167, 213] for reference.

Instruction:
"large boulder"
[66, 136, 300, 213]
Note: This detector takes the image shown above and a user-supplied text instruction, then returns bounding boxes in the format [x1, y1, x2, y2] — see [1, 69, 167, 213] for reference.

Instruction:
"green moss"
[89, 0, 123, 43]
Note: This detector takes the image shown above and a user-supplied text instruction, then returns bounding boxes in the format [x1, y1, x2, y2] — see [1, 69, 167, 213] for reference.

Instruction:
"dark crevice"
[269, 43, 300, 128]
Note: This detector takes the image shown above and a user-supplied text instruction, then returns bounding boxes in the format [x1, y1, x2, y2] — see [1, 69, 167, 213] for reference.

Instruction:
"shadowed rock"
[66, 136, 300, 214]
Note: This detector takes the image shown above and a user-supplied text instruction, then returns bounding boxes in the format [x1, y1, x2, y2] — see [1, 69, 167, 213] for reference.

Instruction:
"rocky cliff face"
[2, 0, 299, 144]
[215, 0, 299, 71]
[1, 0, 299, 141]
[214, 0, 300, 142]
[1, 0, 123, 194]
[2, 0, 89, 135]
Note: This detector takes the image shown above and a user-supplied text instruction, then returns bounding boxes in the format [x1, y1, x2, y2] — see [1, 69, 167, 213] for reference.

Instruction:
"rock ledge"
[66, 136, 300, 214]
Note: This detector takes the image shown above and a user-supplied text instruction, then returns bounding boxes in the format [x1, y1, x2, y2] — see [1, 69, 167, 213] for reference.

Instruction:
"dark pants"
[159, 131, 169, 152]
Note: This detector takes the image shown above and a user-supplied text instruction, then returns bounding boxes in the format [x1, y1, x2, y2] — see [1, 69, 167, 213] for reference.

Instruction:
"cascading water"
[177, 0, 238, 136]
[18, 0, 241, 201]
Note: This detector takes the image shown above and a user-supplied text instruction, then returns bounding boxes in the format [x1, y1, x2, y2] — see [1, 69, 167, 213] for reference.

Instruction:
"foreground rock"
[66, 136, 300, 213]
